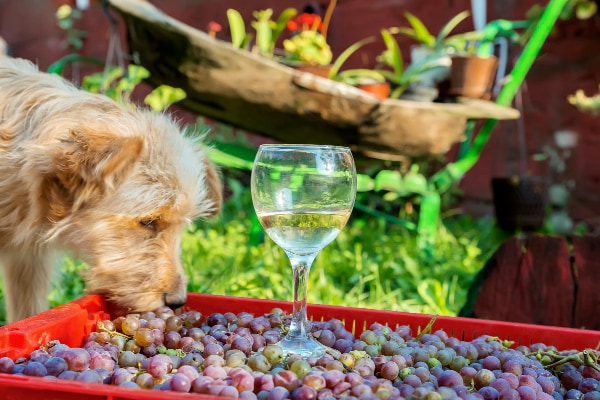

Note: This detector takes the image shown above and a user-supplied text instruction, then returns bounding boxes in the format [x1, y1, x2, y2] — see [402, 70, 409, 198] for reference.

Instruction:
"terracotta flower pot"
[356, 81, 390, 100]
[449, 55, 499, 100]
[289, 63, 332, 79]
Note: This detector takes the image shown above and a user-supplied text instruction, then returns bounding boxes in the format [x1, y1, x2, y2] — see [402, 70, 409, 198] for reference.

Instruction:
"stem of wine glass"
[285, 251, 318, 340]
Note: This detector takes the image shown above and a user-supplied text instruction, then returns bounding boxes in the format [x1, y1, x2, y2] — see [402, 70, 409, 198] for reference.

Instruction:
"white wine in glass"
[251, 144, 357, 358]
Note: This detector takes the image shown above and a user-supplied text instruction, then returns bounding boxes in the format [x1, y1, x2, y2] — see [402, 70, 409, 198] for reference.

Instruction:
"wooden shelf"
[108, 0, 519, 161]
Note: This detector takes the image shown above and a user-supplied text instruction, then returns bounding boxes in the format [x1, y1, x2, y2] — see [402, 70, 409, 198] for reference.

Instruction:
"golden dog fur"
[0, 56, 222, 322]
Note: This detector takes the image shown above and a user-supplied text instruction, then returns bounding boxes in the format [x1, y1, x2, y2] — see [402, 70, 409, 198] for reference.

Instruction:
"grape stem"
[529, 349, 600, 373]
[413, 314, 439, 342]
[96, 321, 132, 340]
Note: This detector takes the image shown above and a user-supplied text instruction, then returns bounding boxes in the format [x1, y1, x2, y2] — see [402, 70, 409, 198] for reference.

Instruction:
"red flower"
[207, 21, 222, 38]
[286, 20, 299, 32]
[287, 13, 323, 32]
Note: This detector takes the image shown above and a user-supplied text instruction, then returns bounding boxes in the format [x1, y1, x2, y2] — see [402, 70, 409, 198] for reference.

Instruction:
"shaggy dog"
[0, 56, 222, 323]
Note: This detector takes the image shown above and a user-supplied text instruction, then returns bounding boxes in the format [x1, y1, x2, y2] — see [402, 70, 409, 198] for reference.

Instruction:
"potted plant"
[281, 28, 333, 77]
[375, 28, 450, 100]
[226, 7, 297, 58]
[326, 35, 391, 99]
[390, 10, 472, 88]
[447, 19, 531, 99]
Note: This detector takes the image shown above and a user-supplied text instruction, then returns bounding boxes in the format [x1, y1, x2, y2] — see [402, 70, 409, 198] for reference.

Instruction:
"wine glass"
[251, 144, 357, 358]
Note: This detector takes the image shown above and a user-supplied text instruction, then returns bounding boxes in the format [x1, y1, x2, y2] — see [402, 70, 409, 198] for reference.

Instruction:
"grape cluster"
[1, 305, 599, 399]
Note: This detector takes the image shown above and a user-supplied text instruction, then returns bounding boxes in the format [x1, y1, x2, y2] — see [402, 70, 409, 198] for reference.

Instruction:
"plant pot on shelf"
[287, 62, 332, 79]
[491, 175, 548, 232]
[448, 54, 498, 100]
[355, 81, 390, 100]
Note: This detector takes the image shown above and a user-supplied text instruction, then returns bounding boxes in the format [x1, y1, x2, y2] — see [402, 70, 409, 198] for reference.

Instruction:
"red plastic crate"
[0, 293, 599, 400]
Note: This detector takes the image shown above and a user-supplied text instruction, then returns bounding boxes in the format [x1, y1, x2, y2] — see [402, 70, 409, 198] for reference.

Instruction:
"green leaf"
[144, 85, 187, 112]
[576, 1, 597, 19]
[403, 12, 435, 47]
[227, 9, 247, 48]
[330, 36, 376, 79]
[334, 69, 386, 85]
[251, 9, 274, 56]
[403, 167, 429, 194]
[206, 142, 257, 170]
[380, 29, 404, 77]
[374, 170, 403, 192]
[356, 174, 374, 192]
[434, 10, 471, 49]
[82, 67, 123, 94]
[56, 4, 73, 20]
[272, 8, 297, 44]
[47, 54, 103, 76]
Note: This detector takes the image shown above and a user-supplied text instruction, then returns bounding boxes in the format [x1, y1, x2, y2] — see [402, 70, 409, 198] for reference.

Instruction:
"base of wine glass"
[277, 334, 327, 359]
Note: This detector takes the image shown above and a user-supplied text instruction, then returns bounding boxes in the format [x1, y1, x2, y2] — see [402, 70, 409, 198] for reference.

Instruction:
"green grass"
[0, 178, 505, 326]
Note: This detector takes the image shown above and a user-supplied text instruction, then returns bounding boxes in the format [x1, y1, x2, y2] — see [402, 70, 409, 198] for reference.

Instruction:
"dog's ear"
[204, 158, 223, 218]
[49, 128, 144, 211]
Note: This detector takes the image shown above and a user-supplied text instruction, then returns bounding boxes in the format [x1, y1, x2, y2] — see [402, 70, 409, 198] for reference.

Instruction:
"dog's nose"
[164, 292, 187, 310]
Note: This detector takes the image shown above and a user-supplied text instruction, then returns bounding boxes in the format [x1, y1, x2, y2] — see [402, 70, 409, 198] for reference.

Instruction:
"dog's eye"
[140, 219, 158, 231]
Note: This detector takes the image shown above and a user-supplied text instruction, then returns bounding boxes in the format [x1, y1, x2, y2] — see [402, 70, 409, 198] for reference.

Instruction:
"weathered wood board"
[108, 0, 519, 160]
[462, 234, 600, 331]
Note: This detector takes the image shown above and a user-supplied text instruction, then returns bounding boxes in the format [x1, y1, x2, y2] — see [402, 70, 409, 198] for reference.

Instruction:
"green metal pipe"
[432, 0, 569, 192]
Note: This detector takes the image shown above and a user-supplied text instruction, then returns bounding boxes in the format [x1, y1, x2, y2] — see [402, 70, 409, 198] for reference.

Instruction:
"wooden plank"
[107, 0, 519, 160]
[470, 235, 575, 328]
[572, 235, 600, 331]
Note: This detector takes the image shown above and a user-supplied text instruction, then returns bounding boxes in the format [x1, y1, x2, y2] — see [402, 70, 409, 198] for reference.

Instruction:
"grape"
[291, 385, 317, 400]
[562, 370, 586, 392]
[226, 349, 248, 368]
[583, 392, 600, 400]
[230, 368, 255, 393]
[262, 344, 284, 365]
[474, 368, 496, 388]
[90, 352, 116, 372]
[180, 352, 203, 369]
[111, 367, 134, 385]
[273, 370, 300, 392]
[477, 386, 500, 399]
[517, 385, 538, 400]
[121, 315, 140, 336]
[76, 369, 102, 383]
[3, 304, 598, 400]
[242, 353, 267, 373]
[170, 372, 192, 392]
[146, 354, 173, 378]
[166, 315, 184, 332]
[204, 364, 227, 380]
[502, 359, 523, 376]
[29, 349, 50, 364]
[231, 336, 253, 356]
[62, 347, 91, 372]
[578, 378, 600, 394]
[57, 370, 79, 380]
[267, 386, 290, 400]
[163, 330, 181, 349]
[290, 359, 311, 379]
[240, 391, 259, 399]
[312, 329, 335, 348]
[256, 372, 275, 392]
[481, 355, 501, 371]
[22, 361, 47, 377]
[438, 369, 463, 387]
[43, 356, 68, 377]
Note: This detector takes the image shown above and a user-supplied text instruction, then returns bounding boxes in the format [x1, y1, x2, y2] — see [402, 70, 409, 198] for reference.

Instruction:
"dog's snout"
[164, 292, 187, 310]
